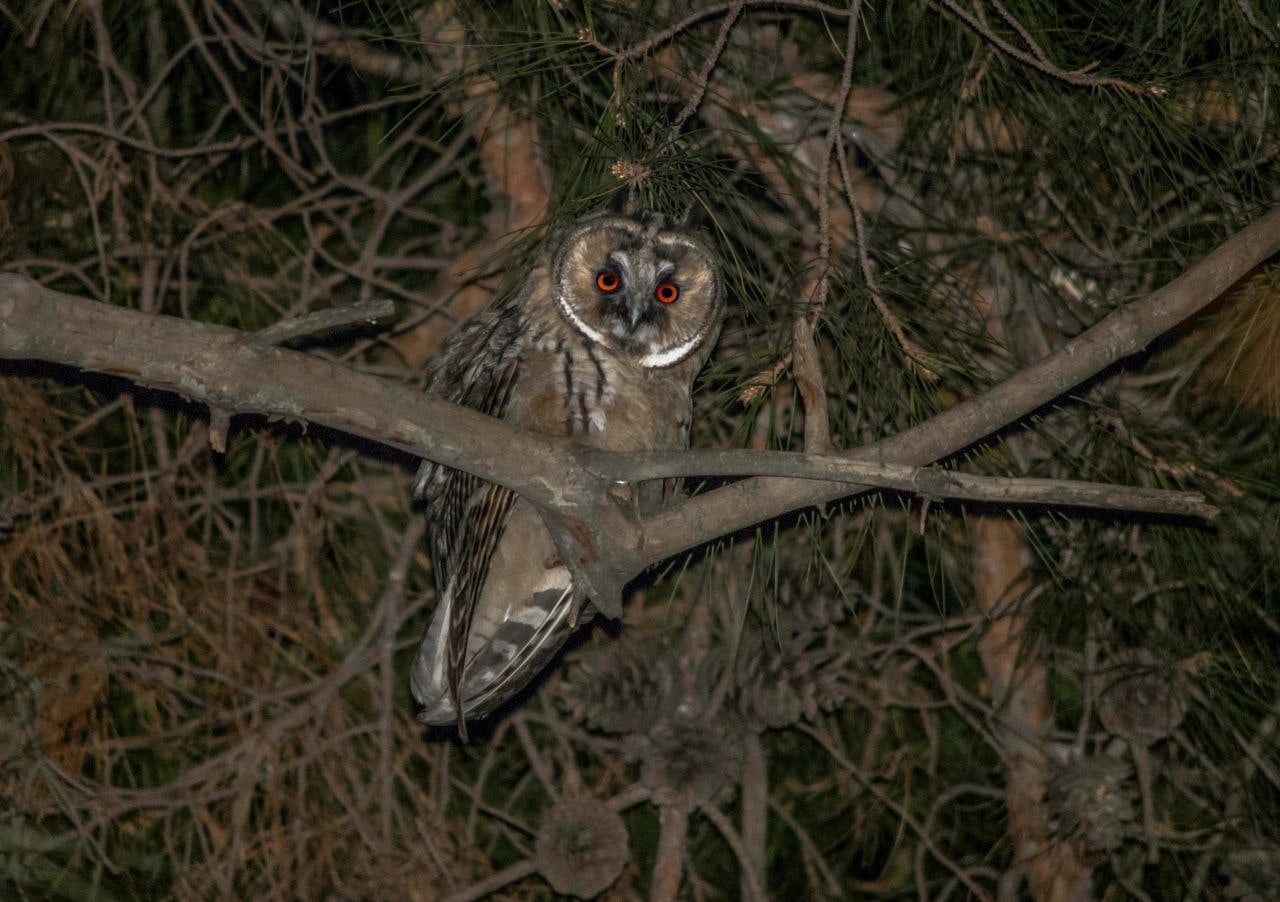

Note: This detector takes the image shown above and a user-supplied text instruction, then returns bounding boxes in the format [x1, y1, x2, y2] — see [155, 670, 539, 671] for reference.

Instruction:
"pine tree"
[1, 1, 1277, 897]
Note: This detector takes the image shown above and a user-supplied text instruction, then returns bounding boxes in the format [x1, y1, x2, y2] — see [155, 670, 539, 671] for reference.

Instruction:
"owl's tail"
[411, 578, 579, 727]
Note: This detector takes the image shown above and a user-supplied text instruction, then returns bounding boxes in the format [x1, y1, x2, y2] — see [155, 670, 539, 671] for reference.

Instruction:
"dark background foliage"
[1, 0, 1278, 898]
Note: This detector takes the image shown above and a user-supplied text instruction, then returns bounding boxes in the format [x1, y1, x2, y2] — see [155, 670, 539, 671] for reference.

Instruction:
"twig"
[1036, 173, 1114, 264]
[739, 734, 768, 899]
[813, 1, 862, 317]
[1107, 416, 1243, 498]
[792, 4, 863, 454]
[984, 0, 1054, 67]
[933, 0, 1163, 96]
[670, 0, 747, 133]
[579, 0, 855, 63]
[263, 1, 433, 84]
[703, 804, 767, 901]
[798, 722, 995, 901]
[582, 448, 1215, 519]
[514, 718, 561, 801]
[443, 859, 537, 902]
[1235, 0, 1279, 42]
[791, 315, 831, 452]
[769, 798, 844, 896]
[651, 805, 690, 902]
[836, 141, 938, 379]
[252, 299, 397, 346]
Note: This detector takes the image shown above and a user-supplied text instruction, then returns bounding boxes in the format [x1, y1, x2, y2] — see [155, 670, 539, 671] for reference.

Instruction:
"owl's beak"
[625, 295, 647, 330]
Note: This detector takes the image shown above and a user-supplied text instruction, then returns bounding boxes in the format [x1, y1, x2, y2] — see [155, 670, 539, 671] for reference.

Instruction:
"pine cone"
[639, 713, 743, 811]
[558, 635, 679, 735]
[1096, 649, 1188, 745]
[1222, 847, 1280, 901]
[733, 595, 855, 730]
[534, 797, 630, 899]
[1046, 756, 1138, 854]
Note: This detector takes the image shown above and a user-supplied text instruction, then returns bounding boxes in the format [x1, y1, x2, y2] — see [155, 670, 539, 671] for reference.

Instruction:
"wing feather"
[462, 583, 576, 716]
[414, 297, 527, 732]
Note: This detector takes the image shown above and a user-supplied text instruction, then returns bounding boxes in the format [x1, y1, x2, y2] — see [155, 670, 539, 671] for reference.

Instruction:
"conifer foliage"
[1, 1, 1278, 897]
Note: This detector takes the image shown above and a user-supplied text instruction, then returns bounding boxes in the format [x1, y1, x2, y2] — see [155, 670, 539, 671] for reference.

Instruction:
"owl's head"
[550, 213, 724, 368]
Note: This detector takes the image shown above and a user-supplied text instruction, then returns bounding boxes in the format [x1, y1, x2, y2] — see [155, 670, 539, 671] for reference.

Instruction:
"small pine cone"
[1046, 756, 1138, 854]
[534, 797, 630, 899]
[733, 639, 804, 730]
[1222, 846, 1280, 901]
[733, 599, 855, 730]
[640, 713, 743, 811]
[1096, 650, 1188, 745]
[559, 636, 678, 735]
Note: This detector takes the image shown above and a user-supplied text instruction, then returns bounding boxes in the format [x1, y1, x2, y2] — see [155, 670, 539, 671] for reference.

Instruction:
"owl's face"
[550, 214, 723, 368]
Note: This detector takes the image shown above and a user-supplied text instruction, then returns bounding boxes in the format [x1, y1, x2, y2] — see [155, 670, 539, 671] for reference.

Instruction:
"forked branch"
[2, 205, 1277, 608]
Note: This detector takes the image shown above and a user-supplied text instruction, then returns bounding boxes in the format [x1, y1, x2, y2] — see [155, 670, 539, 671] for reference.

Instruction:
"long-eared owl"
[412, 211, 725, 728]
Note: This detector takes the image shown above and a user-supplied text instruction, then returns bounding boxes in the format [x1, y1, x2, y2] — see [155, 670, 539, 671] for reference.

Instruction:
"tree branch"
[638, 204, 1280, 563]
[580, 449, 1213, 520]
[1, 205, 1275, 608]
[0, 274, 575, 508]
[253, 299, 397, 347]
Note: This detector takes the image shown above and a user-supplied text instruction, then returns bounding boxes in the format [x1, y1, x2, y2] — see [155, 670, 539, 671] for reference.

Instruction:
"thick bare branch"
[2, 206, 1274, 601]
[253, 299, 397, 346]
[639, 204, 1280, 563]
[0, 274, 577, 512]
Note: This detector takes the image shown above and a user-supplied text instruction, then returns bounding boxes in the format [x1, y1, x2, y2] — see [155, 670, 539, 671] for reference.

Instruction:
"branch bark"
[0, 274, 571, 508]
[638, 204, 1280, 563]
[581, 449, 1213, 519]
[650, 805, 689, 902]
[1, 204, 1275, 607]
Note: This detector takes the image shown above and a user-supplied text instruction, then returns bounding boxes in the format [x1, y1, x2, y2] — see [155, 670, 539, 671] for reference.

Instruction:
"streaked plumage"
[412, 212, 725, 729]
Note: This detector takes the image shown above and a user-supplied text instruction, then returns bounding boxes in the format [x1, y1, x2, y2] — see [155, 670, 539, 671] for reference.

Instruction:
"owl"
[411, 212, 725, 730]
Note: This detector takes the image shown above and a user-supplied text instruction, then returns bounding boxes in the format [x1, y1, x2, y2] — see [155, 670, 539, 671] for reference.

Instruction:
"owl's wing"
[413, 293, 556, 731]
[414, 353, 520, 592]
[414, 297, 526, 585]
[416, 354, 522, 731]
[442, 556, 576, 719]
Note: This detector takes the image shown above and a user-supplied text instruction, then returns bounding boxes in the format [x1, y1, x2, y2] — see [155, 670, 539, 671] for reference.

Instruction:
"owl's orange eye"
[655, 282, 680, 304]
[596, 269, 621, 293]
